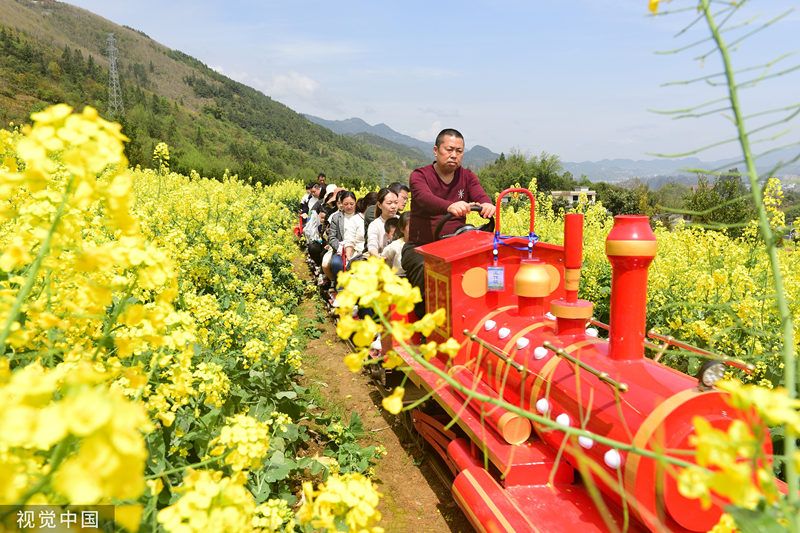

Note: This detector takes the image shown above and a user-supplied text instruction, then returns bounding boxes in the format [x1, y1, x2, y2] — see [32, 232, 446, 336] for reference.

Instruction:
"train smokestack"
[550, 213, 593, 335]
[605, 215, 656, 360]
[563, 213, 583, 303]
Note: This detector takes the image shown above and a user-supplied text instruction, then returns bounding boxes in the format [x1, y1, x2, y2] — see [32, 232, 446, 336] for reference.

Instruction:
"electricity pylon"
[106, 33, 124, 118]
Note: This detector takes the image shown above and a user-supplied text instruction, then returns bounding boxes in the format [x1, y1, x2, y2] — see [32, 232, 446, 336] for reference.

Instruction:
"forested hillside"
[0, 0, 424, 185]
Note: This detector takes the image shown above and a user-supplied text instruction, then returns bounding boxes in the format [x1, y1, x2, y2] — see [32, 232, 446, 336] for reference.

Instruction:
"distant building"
[551, 187, 596, 205]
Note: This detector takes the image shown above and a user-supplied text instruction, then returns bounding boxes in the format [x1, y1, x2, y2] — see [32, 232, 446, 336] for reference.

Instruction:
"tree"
[86, 54, 97, 79]
[531, 152, 571, 191]
[594, 182, 641, 215]
[711, 168, 754, 225]
[683, 170, 755, 234]
[478, 150, 575, 196]
[652, 181, 690, 210]
[46, 60, 61, 80]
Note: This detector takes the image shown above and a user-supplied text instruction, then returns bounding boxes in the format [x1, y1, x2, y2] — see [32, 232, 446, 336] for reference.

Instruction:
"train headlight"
[698, 361, 726, 389]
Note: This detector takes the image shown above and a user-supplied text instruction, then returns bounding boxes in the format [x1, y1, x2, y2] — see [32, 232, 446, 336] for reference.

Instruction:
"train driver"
[401, 128, 495, 318]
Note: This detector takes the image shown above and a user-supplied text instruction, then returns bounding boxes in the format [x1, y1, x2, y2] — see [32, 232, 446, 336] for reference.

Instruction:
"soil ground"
[297, 287, 473, 533]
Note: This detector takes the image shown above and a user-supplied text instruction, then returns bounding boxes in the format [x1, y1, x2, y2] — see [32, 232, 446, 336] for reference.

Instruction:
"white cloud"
[416, 121, 443, 143]
[265, 40, 359, 62]
[356, 66, 459, 80]
[210, 65, 225, 74]
[267, 71, 320, 100]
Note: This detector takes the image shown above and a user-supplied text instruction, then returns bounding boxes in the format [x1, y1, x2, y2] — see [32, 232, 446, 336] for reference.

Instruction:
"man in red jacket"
[401, 128, 495, 317]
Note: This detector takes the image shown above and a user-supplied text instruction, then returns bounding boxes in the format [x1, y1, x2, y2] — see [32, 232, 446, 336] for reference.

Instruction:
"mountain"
[302, 112, 798, 181]
[304, 116, 431, 155]
[0, 0, 418, 185]
[462, 144, 500, 169]
[303, 114, 501, 169]
[563, 147, 800, 184]
[562, 158, 705, 183]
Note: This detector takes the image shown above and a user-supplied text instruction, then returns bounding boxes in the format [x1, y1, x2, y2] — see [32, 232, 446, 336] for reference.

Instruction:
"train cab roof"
[416, 231, 557, 264]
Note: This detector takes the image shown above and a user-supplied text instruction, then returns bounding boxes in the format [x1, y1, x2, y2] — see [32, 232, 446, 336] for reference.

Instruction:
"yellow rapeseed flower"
[157, 469, 255, 533]
[710, 513, 737, 533]
[344, 349, 368, 373]
[382, 387, 405, 415]
[717, 380, 800, 433]
[208, 414, 271, 472]
[439, 337, 462, 358]
[296, 472, 383, 533]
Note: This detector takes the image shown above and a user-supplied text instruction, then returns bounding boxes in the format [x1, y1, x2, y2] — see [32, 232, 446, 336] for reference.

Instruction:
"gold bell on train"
[514, 259, 551, 297]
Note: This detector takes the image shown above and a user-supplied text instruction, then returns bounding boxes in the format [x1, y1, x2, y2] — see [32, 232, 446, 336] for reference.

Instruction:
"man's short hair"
[317, 173, 326, 180]
[388, 182, 410, 194]
[435, 128, 464, 147]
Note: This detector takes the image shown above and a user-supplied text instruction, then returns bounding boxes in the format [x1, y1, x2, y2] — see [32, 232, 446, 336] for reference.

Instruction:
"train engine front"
[394, 188, 772, 532]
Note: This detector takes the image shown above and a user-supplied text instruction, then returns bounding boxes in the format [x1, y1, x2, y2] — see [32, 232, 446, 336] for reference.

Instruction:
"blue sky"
[65, 0, 799, 162]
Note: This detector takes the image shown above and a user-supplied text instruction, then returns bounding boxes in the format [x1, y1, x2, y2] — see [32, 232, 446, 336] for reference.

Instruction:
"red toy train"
[387, 188, 773, 532]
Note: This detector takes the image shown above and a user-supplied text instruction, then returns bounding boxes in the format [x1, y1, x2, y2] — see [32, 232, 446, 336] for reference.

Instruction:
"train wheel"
[399, 407, 427, 451]
[368, 363, 388, 389]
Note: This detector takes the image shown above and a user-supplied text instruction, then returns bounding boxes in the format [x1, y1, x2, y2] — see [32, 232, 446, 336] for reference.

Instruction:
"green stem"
[701, 0, 798, 520]
[133, 352, 161, 402]
[1, 176, 75, 355]
[144, 450, 231, 480]
[91, 285, 134, 361]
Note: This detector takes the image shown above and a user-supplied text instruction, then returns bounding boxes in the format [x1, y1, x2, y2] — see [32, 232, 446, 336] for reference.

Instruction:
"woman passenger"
[366, 187, 399, 257]
[323, 190, 355, 282]
[342, 193, 366, 265]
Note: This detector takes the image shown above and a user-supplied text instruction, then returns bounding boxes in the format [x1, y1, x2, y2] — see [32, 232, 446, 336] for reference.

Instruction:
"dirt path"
[297, 290, 473, 533]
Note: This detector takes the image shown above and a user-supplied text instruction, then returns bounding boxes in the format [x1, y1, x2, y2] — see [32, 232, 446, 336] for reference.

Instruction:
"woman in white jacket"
[366, 187, 399, 257]
[342, 196, 366, 264]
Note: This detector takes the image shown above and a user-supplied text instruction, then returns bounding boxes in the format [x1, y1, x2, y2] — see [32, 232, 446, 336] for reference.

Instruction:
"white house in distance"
[551, 187, 596, 205]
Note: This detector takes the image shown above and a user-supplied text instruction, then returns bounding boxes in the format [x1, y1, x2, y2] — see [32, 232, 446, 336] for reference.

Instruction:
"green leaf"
[282, 424, 300, 441]
[271, 436, 286, 453]
[270, 450, 286, 466]
[726, 506, 785, 533]
[275, 390, 297, 400]
[309, 460, 324, 476]
[200, 407, 221, 427]
[347, 412, 365, 436]
[146, 430, 167, 473]
[263, 450, 294, 482]
[249, 473, 272, 504]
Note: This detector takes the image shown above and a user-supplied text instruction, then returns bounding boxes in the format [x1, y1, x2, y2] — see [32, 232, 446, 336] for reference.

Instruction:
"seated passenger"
[364, 182, 410, 232]
[304, 209, 326, 267]
[366, 188, 399, 257]
[382, 212, 409, 276]
[401, 128, 495, 318]
[299, 182, 314, 221]
[342, 194, 366, 265]
[323, 191, 355, 282]
[301, 183, 322, 223]
[384, 216, 399, 245]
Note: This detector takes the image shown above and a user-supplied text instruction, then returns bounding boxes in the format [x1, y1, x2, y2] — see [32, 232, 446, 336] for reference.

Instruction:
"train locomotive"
[384, 188, 773, 532]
